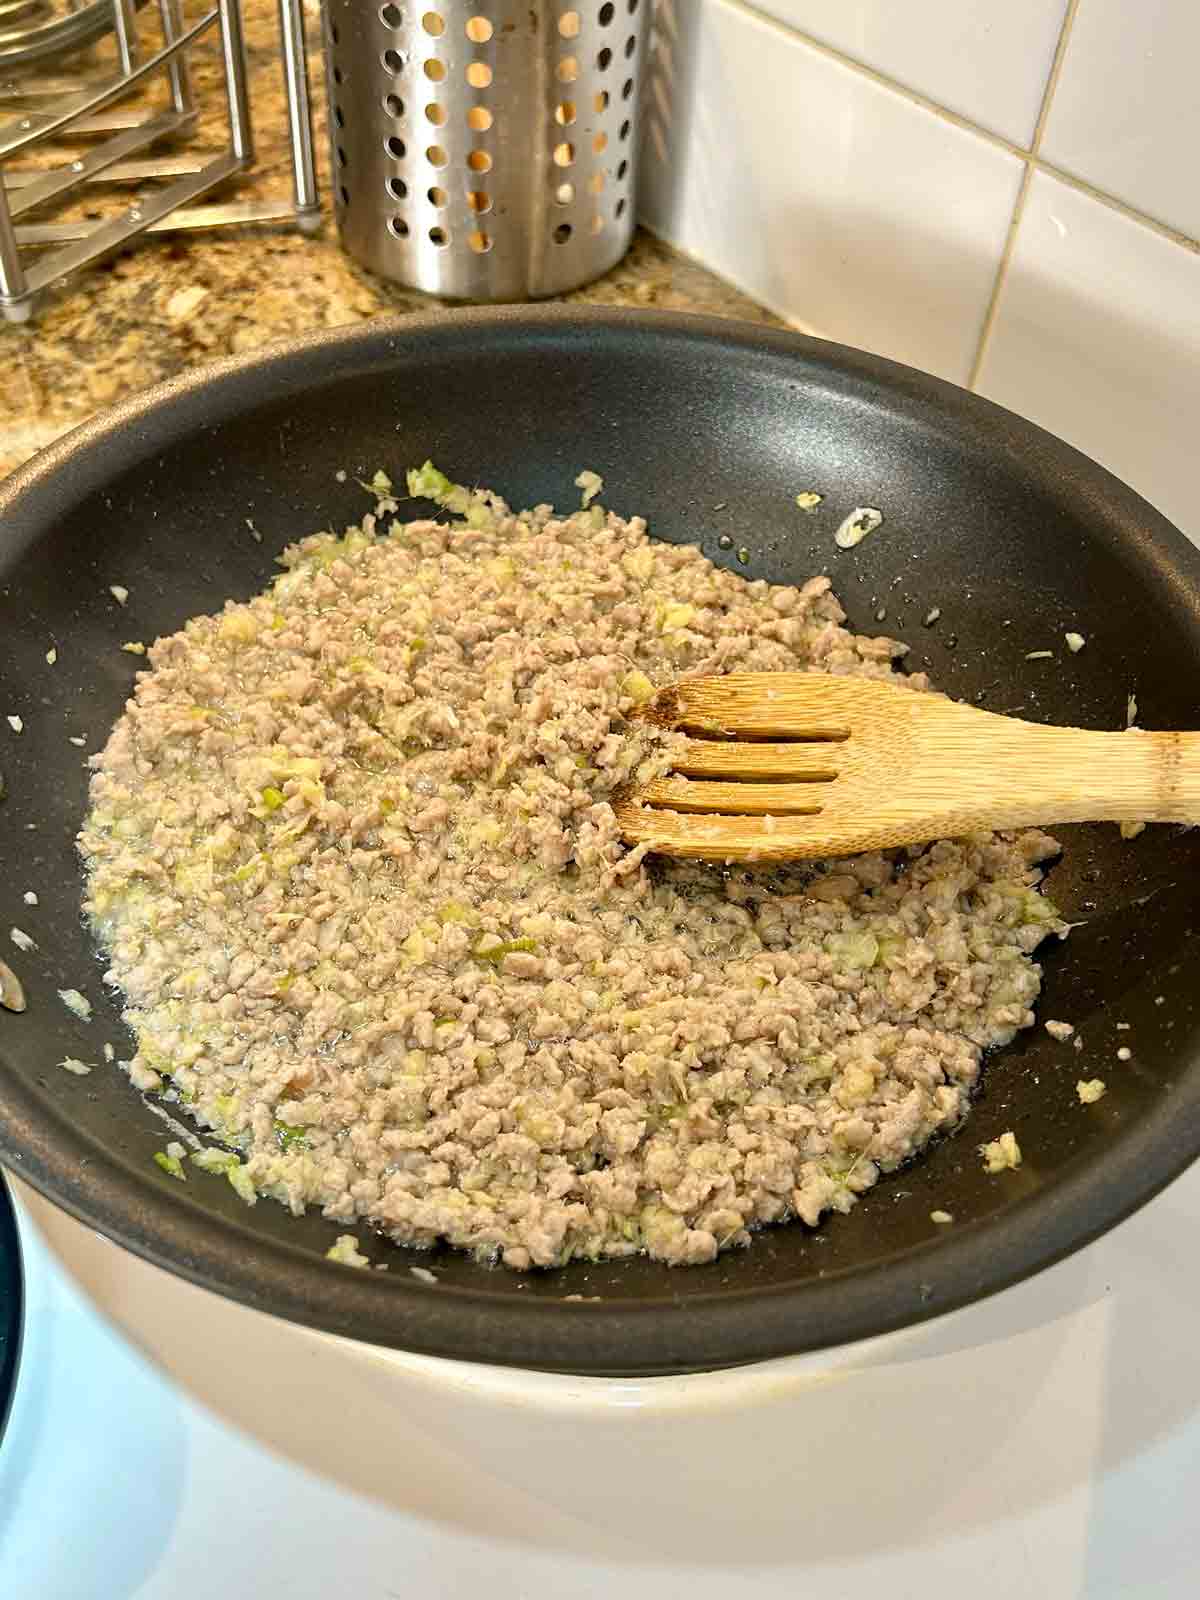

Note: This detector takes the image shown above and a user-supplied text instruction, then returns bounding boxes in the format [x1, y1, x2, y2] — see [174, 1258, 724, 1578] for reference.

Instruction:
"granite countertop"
[0, 0, 776, 480]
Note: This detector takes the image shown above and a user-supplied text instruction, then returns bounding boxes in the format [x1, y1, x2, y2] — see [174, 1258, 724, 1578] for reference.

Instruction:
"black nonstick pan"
[2, 308, 1199, 1377]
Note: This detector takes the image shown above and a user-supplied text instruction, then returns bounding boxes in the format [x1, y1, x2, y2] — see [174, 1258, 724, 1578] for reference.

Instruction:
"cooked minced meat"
[79, 473, 1066, 1269]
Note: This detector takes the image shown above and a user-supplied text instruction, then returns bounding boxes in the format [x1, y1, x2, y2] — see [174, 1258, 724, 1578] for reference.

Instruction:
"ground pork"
[78, 470, 1066, 1268]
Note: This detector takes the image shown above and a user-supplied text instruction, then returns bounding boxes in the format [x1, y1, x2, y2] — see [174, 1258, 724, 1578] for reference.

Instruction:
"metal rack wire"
[0, 0, 319, 321]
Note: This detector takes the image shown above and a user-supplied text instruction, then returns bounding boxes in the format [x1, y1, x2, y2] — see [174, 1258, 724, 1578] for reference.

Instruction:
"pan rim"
[2, 304, 1198, 1376]
[0, 1172, 22, 1443]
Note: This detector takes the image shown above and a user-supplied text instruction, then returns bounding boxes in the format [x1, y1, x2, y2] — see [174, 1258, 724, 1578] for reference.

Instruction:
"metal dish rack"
[0, 0, 320, 321]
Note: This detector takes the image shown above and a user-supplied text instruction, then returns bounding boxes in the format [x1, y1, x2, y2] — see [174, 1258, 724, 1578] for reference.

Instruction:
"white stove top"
[2, 1167, 1198, 1600]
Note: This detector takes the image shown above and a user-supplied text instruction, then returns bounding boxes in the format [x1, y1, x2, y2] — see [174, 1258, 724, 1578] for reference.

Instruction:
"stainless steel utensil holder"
[0, 0, 320, 322]
[321, 0, 648, 301]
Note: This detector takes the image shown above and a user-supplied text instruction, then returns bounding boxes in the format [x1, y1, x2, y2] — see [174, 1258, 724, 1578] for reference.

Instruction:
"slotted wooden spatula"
[617, 673, 1200, 862]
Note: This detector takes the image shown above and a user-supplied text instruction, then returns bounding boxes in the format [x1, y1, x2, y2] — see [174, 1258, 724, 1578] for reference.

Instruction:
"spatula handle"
[927, 713, 1200, 829]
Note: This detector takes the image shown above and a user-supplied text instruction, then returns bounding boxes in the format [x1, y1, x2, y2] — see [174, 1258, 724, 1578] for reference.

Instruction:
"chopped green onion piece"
[226, 1162, 257, 1205]
[620, 669, 655, 704]
[473, 937, 538, 964]
[191, 1148, 240, 1175]
[274, 1119, 308, 1152]
[326, 1235, 370, 1267]
[407, 460, 454, 501]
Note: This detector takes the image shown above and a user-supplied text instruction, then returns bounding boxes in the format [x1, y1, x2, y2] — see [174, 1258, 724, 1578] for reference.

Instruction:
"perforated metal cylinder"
[321, 0, 648, 301]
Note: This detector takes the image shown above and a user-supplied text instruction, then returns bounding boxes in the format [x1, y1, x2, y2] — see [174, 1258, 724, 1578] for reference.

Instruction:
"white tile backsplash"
[1041, 0, 1200, 240]
[639, 0, 1023, 384]
[748, 0, 1069, 146]
[639, 0, 1200, 540]
[976, 173, 1200, 543]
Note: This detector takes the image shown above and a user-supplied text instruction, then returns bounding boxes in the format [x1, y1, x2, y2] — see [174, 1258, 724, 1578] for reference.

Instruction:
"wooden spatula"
[617, 673, 1200, 862]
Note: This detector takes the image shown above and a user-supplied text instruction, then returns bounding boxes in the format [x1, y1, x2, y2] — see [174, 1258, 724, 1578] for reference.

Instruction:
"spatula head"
[620, 674, 933, 860]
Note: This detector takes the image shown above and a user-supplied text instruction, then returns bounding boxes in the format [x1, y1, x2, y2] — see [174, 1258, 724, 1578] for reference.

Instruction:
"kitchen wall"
[639, 0, 1200, 545]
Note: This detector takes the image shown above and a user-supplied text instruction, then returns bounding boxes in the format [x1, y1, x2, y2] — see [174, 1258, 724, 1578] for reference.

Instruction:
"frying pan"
[2, 308, 1199, 1378]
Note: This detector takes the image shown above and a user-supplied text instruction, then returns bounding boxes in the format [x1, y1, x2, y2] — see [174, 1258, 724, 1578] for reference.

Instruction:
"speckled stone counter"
[0, 0, 776, 481]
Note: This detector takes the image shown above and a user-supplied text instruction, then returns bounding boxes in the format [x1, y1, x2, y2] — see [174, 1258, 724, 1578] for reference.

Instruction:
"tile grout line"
[718, 0, 1029, 159]
[965, 165, 1036, 391]
[966, 0, 1082, 390]
[724, 0, 1200, 263]
[1030, 0, 1083, 159]
[722, 0, 1200, 248]
[1033, 160, 1200, 257]
[693, 0, 1200, 348]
